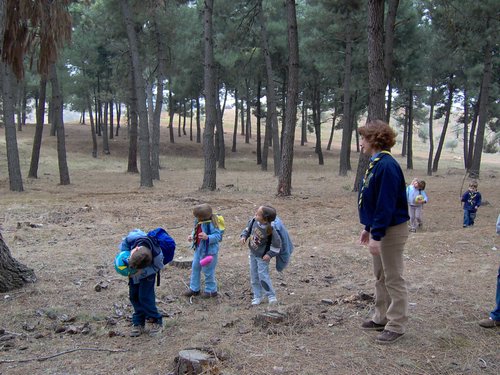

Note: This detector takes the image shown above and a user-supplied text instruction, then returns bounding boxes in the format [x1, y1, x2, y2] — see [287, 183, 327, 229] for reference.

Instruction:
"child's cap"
[128, 245, 152, 269]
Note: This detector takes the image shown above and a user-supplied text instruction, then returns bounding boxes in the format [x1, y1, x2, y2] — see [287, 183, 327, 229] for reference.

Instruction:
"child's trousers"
[408, 205, 423, 230]
[190, 250, 218, 293]
[249, 253, 276, 300]
[129, 275, 162, 326]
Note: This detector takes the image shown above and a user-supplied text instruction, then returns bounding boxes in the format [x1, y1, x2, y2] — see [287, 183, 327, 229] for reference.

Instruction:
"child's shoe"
[251, 297, 262, 306]
[268, 296, 278, 306]
[148, 322, 163, 337]
[129, 325, 145, 337]
[184, 289, 200, 297]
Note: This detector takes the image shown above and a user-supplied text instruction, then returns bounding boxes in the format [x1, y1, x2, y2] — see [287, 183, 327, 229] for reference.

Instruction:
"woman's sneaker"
[268, 296, 278, 306]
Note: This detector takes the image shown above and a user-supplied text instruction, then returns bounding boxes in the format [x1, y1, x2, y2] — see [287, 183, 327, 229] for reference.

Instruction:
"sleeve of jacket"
[240, 218, 253, 239]
[422, 190, 429, 203]
[461, 192, 468, 203]
[206, 223, 223, 255]
[267, 226, 282, 257]
[476, 193, 482, 207]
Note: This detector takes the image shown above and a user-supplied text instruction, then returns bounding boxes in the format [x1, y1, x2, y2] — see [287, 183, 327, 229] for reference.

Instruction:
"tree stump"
[174, 348, 218, 375]
[170, 256, 193, 269]
[0, 232, 36, 292]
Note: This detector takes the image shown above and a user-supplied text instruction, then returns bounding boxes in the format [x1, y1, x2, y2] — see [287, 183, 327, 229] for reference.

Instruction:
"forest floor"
[0, 121, 499, 375]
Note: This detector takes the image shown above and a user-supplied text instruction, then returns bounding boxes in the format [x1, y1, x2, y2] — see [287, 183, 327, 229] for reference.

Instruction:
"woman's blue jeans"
[129, 275, 162, 326]
[249, 253, 276, 299]
[190, 250, 218, 293]
[491, 266, 500, 321]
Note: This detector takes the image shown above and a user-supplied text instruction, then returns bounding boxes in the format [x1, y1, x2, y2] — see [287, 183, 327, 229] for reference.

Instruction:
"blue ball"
[114, 251, 136, 276]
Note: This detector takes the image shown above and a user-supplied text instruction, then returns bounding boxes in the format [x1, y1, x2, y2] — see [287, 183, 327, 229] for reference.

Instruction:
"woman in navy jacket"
[358, 120, 410, 344]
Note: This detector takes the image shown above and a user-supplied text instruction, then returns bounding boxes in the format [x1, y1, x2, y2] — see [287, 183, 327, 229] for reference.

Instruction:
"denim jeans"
[249, 253, 276, 299]
[491, 266, 500, 321]
[463, 210, 476, 226]
[129, 274, 162, 326]
[189, 250, 218, 293]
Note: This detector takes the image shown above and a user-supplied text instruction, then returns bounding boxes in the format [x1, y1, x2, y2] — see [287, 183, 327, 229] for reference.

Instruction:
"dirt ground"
[0, 121, 499, 375]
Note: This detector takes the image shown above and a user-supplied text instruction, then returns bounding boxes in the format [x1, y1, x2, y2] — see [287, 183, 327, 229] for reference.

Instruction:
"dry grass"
[0, 121, 499, 375]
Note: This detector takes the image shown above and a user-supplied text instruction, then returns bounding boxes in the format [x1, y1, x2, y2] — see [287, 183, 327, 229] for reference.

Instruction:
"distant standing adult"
[357, 120, 410, 344]
[478, 213, 500, 328]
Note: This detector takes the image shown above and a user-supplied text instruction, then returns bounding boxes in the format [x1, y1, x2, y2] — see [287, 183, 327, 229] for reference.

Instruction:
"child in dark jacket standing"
[184, 204, 224, 298]
[240, 205, 282, 306]
[461, 181, 482, 227]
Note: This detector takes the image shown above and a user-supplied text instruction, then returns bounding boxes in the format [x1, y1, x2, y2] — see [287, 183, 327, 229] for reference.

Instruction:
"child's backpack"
[147, 227, 176, 265]
[249, 216, 294, 272]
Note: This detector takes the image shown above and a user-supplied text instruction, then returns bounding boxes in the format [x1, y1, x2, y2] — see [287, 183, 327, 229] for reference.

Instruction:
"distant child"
[240, 205, 281, 306]
[123, 233, 164, 337]
[461, 180, 482, 227]
[184, 203, 224, 298]
[406, 178, 428, 232]
[478, 214, 500, 328]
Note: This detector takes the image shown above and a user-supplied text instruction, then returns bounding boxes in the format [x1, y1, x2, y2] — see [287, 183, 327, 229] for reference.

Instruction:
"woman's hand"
[359, 229, 370, 245]
[368, 238, 381, 256]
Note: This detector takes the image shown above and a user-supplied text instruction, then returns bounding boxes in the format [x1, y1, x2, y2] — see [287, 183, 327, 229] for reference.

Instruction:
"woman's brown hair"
[358, 119, 397, 151]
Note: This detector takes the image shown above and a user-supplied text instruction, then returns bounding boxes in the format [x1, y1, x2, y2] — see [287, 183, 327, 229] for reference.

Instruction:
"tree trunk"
[339, 30, 353, 176]
[87, 96, 98, 158]
[312, 80, 324, 165]
[216, 85, 226, 170]
[122, 0, 153, 187]
[462, 88, 469, 168]
[49, 63, 70, 185]
[301, 99, 307, 146]
[354, 0, 385, 192]
[258, 0, 280, 175]
[245, 81, 251, 144]
[127, 64, 139, 174]
[469, 44, 492, 178]
[406, 89, 413, 170]
[427, 84, 435, 176]
[277, 0, 299, 196]
[28, 74, 47, 178]
[196, 96, 201, 143]
[256, 80, 262, 165]
[1, 62, 24, 191]
[0, 232, 36, 292]
[327, 102, 338, 151]
[232, 88, 238, 152]
[384, 0, 399, 123]
[201, 0, 217, 191]
[168, 81, 175, 143]
[432, 78, 454, 172]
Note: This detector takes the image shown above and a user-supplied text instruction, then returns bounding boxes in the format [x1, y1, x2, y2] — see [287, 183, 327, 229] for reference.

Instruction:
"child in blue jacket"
[119, 229, 164, 337]
[461, 181, 482, 227]
[184, 204, 224, 298]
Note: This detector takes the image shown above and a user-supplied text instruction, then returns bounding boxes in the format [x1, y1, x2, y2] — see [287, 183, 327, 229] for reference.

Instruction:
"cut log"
[170, 256, 193, 269]
[174, 349, 218, 375]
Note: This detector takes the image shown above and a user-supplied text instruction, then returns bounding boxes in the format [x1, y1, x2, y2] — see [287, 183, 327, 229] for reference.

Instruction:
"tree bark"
[406, 89, 413, 170]
[427, 84, 435, 176]
[339, 29, 353, 176]
[1, 62, 24, 191]
[87, 96, 98, 158]
[0, 232, 36, 293]
[127, 63, 139, 174]
[49, 63, 70, 185]
[121, 0, 153, 187]
[277, 0, 299, 196]
[469, 44, 492, 178]
[28, 74, 47, 178]
[354, 0, 385, 192]
[201, 0, 217, 191]
[232, 89, 238, 152]
[258, 0, 280, 175]
[432, 78, 454, 172]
